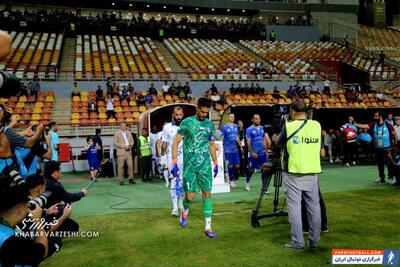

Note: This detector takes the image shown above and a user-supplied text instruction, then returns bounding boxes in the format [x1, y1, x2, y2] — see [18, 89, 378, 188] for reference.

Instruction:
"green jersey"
[178, 115, 214, 172]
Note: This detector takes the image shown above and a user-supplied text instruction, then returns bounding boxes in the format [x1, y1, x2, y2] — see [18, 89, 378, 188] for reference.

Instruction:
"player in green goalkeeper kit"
[171, 98, 218, 238]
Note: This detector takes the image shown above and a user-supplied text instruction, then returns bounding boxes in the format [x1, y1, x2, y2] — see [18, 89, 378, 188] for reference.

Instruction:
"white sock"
[170, 189, 177, 211]
[205, 218, 212, 230]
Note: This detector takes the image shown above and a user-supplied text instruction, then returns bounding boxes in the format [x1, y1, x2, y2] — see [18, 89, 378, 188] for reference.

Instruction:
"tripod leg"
[252, 172, 273, 228]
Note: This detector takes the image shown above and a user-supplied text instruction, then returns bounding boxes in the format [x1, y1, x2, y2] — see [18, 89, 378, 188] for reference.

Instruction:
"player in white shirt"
[161, 106, 184, 217]
[150, 126, 162, 179]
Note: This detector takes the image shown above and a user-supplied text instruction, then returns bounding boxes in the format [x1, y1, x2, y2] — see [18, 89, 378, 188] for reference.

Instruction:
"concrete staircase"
[155, 40, 190, 82]
[52, 97, 73, 136]
[59, 37, 76, 81]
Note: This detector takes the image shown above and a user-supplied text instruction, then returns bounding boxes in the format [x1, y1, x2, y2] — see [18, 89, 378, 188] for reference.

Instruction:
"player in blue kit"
[85, 137, 101, 180]
[221, 113, 243, 188]
[245, 114, 271, 191]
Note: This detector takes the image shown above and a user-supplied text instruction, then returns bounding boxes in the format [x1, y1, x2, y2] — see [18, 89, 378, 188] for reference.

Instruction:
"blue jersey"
[246, 125, 266, 155]
[221, 123, 239, 153]
[87, 144, 100, 167]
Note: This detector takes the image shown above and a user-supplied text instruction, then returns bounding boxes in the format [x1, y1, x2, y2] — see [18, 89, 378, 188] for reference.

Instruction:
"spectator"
[169, 82, 177, 95]
[96, 85, 104, 101]
[127, 83, 134, 95]
[269, 30, 277, 41]
[137, 94, 146, 106]
[145, 93, 153, 105]
[376, 92, 384, 102]
[161, 81, 170, 96]
[237, 83, 244, 94]
[106, 77, 113, 95]
[238, 120, 248, 176]
[255, 83, 264, 94]
[111, 82, 119, 97]
[310, 82, 318, 94]
[249, 83, 256, 95]
[378, 50, 386, 65]
[287, 85, 296, 99]
[71, 82, 80, 97]
[386, 113, 394, 126]
[88, 99, 97, 113]
[106, 94, 115, 119]
[323, 79, 331, 96]
[229, 83, 236, 94]
[28, 76, 40, 98]
[119, 85, 129, 100]
[48, 122, 60, 162]
[273, 86, 280, 99]
[357, 128, 373, 160]
[183, 82, 192, 100]
[217, 91, 228, 107]
[148, 83, 157, 96]
[210, 83, 218, 95]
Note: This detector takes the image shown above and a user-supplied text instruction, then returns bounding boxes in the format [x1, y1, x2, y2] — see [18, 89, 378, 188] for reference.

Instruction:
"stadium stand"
[70, 89, 196, 126]
[240, 40, 398, 80]
[351, 25, 400, 63]
[164, 38, 262, 80]
[1, 91, 54, 126]
[74, 35, 173, 80]
[0, 31, 63, 79]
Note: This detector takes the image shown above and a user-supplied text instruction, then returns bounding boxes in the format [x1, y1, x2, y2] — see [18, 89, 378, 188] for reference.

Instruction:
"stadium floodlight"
[147, 4, 150, 8]
[211, 8, 214, 11]
[129, 3, 132, 7]
[112, 2, 115, 6]
[242, 9, 245, 13]
[227, 9, 230, 12]
[180, 6, 183, 10]
[196, 7, 199, 11]
[163, 5, 166, 9]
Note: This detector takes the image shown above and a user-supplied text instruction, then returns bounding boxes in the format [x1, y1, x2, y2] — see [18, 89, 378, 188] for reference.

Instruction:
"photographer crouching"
[44, 161, 89, 234]
[272, 100, 325, 250]
[25, 174, 73, 250]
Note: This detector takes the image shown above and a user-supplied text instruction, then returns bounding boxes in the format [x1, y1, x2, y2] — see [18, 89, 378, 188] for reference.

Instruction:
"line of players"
[151, 107, 272, 218]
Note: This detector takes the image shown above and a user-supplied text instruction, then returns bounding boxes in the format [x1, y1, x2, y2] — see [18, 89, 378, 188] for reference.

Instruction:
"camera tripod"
[251, 166, 288, 228]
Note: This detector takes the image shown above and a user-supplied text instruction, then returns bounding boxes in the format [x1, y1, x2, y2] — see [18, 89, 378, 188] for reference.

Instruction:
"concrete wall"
[312, 12, 358, 38]
[266, 25, 320, 42]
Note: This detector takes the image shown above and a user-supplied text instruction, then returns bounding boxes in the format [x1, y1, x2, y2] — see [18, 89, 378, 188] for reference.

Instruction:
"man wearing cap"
[273, 99, 325, 250]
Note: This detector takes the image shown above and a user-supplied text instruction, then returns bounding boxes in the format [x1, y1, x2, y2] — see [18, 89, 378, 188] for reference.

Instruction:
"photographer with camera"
[272, 100, 325, 250]
[13, 124, 53, 178]
[26, 174, 72, 235]
[0, 180, 49, 266]
[44, 161, 88, 233]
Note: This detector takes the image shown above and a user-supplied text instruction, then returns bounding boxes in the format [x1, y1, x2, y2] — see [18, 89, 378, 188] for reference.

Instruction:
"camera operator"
[44, 161, 88, 233]
[26, 174, 72, 235]
[272, 100, 325, 250]
[0, 181, 49, 266]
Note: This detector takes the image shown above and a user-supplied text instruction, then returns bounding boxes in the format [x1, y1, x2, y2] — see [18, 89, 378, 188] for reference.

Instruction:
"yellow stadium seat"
[72, 96, 80, 102]
[139, 106, 147, 113]
[71, 113, 80, 119]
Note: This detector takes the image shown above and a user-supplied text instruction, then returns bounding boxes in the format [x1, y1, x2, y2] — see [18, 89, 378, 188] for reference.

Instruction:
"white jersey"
[150, 132, 162, 156]
[161, 121, 183, 164]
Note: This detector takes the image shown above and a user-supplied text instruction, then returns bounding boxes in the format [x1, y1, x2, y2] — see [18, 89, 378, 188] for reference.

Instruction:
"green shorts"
[183, 167, 212, 193]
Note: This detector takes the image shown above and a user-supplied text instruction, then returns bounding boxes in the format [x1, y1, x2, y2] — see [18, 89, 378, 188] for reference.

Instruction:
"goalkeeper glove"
[175, 178, 184, 198]
[213, 159, 218, 178]
[171, 159, 179, 178]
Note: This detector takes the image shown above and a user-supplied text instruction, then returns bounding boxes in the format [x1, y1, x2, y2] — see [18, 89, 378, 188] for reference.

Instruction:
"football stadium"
[0, 0, 399, 266]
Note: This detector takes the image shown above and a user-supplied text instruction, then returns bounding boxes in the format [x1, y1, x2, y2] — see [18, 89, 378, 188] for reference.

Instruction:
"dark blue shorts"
[89, 160, 100, 171]
[248, 153, 268, 170]
[225, 152, 241, 166]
